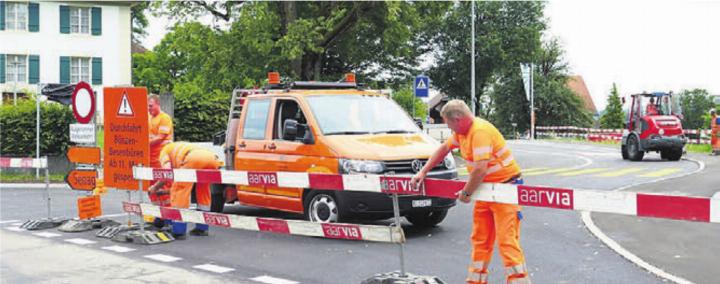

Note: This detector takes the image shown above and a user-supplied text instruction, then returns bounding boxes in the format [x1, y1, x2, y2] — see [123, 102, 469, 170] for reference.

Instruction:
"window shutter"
[29, 55, 40, 84]
[59, 5, 70, 34]
[0, 54, 5, 83]
[29, 3, 40, 32]
[0, 2, 5, 31]
[92, 57, 102, 85]
[91, 7, 101, 36]
[60, 57, 70, 84]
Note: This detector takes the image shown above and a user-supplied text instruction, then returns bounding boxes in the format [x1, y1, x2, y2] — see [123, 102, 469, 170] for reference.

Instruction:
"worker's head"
[649, 97, 655, 104]
[711, 109, 716, 117]
[148, 94, 161, 116]
[441, 99, 474, 135]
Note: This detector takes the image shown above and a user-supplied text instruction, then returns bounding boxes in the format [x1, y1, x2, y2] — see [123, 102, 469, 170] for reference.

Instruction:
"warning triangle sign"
[416, 79, 427, 89]
[117, 92, 134, 117]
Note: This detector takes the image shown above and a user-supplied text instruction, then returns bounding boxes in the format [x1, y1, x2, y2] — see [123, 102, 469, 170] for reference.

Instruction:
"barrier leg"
[391, 193, 406, 277]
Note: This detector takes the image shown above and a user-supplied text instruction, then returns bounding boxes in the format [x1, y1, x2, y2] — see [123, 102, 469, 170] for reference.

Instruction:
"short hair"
[440, 99, 472, 120]
[711, 109, 716, 116]
[148, 94, 160, 103]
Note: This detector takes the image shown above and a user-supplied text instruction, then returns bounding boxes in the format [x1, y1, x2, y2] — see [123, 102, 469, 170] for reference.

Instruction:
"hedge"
[0, 97, 74, 156]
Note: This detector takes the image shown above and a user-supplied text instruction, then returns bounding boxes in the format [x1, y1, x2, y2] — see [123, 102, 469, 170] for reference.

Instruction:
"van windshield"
[306, 95, 420, 135]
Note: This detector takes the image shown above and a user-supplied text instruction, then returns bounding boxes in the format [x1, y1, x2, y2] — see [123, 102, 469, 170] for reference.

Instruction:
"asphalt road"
[1, 140, 711, 284]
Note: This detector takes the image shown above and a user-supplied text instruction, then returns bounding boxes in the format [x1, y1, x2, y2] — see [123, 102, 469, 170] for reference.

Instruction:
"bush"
[0, 96, 74, 156]
[172, 81, 231, 142]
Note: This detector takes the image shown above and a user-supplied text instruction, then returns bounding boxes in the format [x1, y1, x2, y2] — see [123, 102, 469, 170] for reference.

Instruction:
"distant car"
[621, 92, 685, 161]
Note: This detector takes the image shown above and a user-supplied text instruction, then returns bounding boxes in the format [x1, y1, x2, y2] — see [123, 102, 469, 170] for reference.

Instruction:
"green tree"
[131, 2, 151, 42]
[392, 86, 427, 119]
[599, 83, 625, 129]
[679, 88, 714, 130]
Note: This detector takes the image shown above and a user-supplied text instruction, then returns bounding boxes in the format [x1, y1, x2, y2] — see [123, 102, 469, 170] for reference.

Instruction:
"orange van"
[212, 78, 457, 227]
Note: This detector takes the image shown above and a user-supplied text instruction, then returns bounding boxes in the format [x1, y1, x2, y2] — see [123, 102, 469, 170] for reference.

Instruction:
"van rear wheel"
[305, 191, 342, 223]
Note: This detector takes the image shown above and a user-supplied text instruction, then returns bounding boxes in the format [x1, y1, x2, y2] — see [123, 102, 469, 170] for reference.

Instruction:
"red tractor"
[622, 92, 686, 161]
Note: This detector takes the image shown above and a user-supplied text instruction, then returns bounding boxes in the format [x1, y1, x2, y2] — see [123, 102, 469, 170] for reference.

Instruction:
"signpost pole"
[391, 192, 406, 277]
[45, 157, 50, 219]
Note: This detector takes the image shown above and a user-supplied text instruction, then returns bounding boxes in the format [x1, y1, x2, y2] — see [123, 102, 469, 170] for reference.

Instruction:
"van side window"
[273, 99, 308, 141]
[242, 99, 271, 140]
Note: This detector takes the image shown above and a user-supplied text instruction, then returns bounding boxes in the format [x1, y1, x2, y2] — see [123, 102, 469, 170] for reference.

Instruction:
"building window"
[5, 55, 28, 83]
[70, 7, 90, 34]
[70, 57, 90, 83]
[5, 2, 28, 31]
[2, 92, 28, 105]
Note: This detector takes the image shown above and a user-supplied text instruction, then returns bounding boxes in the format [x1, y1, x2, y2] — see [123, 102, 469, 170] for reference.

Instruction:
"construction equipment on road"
[622, 92, 686, 161]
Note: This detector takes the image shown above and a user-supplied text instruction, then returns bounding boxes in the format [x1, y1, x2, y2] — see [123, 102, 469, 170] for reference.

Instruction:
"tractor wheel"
[627, 135, 644, 161]
[667, 148, 683, 161]
[621, 145, 629, 160]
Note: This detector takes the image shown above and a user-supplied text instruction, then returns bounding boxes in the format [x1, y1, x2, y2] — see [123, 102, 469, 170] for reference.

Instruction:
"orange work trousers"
[712, 126, 720, 152]
[467, 201, 529, 284]
[170, 149, 222, 211]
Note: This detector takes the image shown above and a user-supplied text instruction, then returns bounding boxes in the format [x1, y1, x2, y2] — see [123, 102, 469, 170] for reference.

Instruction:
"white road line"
[193, 263, 235, 273]
[6, 227, 25, 232]
[101, 245, 136, 253]
[11, 223, 24, 226]
[144, 254, 182, 263]
[581, 156, 704, 284]
[251, 275, 299, 284]
[33, 232, 62, 238]
[64, 238, 97, 245]
[0, 219, 20, 224]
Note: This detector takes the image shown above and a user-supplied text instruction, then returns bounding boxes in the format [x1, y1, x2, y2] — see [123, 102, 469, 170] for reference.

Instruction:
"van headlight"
[339, 159, 385, 174]
[443, 153, 456, 169]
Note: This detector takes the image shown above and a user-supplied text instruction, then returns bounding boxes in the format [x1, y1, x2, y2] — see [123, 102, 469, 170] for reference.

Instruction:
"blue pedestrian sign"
[414, 75, 429, 98]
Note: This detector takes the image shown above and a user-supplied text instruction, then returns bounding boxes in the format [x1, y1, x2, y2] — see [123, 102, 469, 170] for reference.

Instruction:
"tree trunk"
[281, 2, 302, 78]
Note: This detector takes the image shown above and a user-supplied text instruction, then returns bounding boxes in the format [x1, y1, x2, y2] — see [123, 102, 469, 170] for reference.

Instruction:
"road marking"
[638, 168, 681, 178]
[11, 223, 24, 226]
[0, 219, 20, 224]
[557, 168, 610, 176]
[521, 167, 548, 173]
[251, 275, 299, 284]
[33, 232, 62, 238]
[193, 263, 235, 273]
[64, 238, 96, 245]
[596, 167, 645, 177]
[144, 254, 182, 263]
[523, 167, 575, 176]
[101, 245, 136, 253]
[6, 227, 25, 232]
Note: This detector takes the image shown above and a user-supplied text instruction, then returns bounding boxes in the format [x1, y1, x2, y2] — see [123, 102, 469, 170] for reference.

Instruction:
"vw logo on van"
[411, 159, 424, 173]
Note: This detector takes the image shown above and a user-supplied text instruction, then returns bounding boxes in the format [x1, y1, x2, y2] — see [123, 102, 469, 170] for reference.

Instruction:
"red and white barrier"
[0, 157, 48, 169]
[537, 126, 713, 144]
[122, 201, 404, 243]
[132, 167, 720, 224]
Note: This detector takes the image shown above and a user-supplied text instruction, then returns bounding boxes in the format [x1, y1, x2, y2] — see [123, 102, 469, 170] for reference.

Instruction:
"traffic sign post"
[103, 87, 149, 191]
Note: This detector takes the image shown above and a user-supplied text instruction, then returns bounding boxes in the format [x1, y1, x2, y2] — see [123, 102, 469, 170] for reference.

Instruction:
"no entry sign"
[71, 82, 95, 124]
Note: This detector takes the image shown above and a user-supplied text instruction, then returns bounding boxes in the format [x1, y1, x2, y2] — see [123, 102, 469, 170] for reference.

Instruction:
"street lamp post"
[470, 0, 476, 116]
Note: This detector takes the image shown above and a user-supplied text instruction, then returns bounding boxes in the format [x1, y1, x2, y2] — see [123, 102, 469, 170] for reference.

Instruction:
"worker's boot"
[189, 224, 209, 236]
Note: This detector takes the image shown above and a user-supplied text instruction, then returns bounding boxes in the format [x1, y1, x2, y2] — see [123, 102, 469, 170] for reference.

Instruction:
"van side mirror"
[283, 119, 298, 141]
[414, 118, 424, 130]
[301, 126, 315, 145]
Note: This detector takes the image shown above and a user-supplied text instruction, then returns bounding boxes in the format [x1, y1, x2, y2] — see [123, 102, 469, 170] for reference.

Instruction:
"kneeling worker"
[148, 142, 223, 238]
[411, 100, 530, 284]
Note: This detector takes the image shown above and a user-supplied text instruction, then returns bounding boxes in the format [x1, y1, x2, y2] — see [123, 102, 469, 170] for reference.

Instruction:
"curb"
[581, 155, 706, 284]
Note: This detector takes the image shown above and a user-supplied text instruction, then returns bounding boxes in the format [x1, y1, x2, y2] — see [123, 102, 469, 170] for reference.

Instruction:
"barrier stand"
[99, 165, 174, 244]
[18, 157, 68, 230]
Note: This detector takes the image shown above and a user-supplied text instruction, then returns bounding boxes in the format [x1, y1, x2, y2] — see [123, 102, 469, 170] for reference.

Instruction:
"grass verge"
[1, 173, 66, 183]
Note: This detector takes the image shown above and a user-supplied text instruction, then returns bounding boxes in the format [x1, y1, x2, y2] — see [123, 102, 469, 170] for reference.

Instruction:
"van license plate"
[412, 199, 432, 208]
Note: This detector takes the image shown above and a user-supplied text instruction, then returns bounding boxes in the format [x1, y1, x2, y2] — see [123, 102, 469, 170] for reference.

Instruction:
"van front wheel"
[305, 191, 341, 223]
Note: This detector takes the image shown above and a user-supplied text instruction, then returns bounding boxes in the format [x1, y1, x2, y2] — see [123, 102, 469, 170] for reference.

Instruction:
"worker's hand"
[410, 172, 426, 190]
[456, 190, 472, 203]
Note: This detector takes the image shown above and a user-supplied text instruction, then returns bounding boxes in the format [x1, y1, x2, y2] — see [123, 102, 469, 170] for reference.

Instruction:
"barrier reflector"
[637, 194, 710, 222]
[159, 207, 182, 221]
[257, 218, 290, 234]
[308, 173, 344, 190]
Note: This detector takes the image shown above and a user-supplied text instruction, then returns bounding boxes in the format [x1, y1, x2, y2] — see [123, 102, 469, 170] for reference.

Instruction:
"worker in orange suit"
[411, 100, 530, 284]
[711, 109, 719, 154]
[148, 142, 222, 238]
[147, 94, 174, 226]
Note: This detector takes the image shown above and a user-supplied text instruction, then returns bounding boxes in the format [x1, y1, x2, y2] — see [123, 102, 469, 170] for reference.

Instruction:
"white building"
[0, 1, 132, 111]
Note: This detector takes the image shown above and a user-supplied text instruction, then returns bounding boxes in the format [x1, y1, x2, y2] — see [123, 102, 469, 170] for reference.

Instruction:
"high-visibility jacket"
[445, 118, 521, 182]
[149, 111, 173, 168]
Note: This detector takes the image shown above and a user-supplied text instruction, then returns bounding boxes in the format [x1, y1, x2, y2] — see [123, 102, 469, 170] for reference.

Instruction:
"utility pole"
[530, 63, 535, 140]
[470, 0, 476, 116]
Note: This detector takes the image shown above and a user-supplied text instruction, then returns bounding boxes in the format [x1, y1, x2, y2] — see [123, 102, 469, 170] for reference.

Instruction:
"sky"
[141, 1, 720, 111]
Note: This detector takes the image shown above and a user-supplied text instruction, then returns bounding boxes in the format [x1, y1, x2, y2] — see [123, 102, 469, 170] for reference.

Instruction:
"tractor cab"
[622, 92, 686, 161]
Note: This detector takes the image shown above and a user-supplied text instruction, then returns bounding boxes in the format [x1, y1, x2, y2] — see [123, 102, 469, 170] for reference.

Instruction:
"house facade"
[0, 1, 132, 111]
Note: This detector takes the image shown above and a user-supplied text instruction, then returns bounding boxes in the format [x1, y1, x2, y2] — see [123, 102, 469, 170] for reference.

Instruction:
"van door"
[263, 98, 318, 213]
[235, 98, 273, 207]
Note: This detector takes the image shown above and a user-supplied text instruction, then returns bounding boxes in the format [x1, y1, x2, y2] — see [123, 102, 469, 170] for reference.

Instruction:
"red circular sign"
[71, 81, 95, 124]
